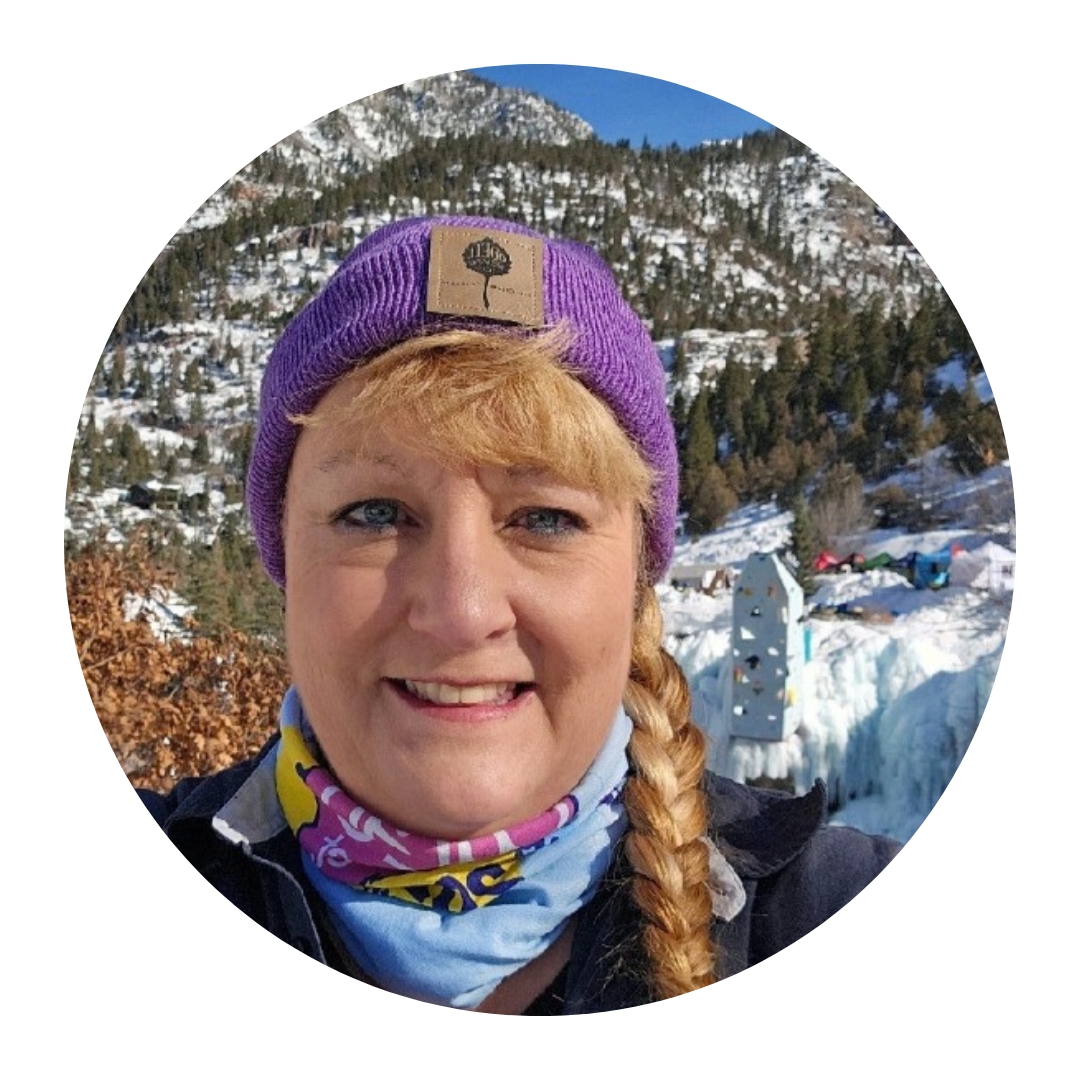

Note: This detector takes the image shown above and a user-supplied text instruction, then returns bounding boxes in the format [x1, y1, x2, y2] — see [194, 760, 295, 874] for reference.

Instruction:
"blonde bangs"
[295, 328, 655, 514]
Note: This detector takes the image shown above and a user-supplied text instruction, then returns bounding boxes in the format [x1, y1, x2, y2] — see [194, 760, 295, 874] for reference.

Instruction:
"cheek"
[285, 565, 380, 680]
[544, 565, 636, 687]
[284, 598, 334, 699]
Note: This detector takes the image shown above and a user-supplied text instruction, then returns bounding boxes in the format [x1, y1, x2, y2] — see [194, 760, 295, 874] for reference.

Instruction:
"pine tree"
[87, 448, 105, 494]
[712, 361, 751, 457]
[841, 365, 870, 433]
[788, 495, 819, 596]
[80, 410, 100, 455]
[189, 390, 206, 429]
[191, 430, 211, 467]
[858, 294, 890, 397]
[680, 387, 717, 508]
[941, 377, 1008, 473]
[116, 423, 151, 484]
[67, 440, 82, 495]
[673, 337, 690, 382]
[131, 356, 152, 399]
[183, 359, 202, 394]
[685, 464, 737, 537]
[228, 422, 255, 481]
[106, 347, 126, 397]
[155, 369, 177, 427]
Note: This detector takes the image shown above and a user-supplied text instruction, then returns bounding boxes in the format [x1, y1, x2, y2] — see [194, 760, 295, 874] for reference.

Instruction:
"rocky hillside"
[186, 70, 595, 231]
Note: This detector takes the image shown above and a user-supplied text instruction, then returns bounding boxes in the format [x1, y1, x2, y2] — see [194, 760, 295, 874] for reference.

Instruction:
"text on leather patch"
[427, 225, 544, 326]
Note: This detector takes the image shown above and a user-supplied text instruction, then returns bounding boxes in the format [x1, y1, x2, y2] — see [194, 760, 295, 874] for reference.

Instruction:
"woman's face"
[282, 378, 640, 840]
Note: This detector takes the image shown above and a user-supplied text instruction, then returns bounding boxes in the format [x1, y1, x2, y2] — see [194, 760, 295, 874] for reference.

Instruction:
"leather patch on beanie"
[426, 225, 544, 326]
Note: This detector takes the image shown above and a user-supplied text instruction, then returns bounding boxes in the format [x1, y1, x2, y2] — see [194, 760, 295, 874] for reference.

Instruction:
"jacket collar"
[704, 772, 827, 879]
[210, 742, 287, 847]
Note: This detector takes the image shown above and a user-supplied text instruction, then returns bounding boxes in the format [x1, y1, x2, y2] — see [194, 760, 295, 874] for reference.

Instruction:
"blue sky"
[469, 65, 773, 148]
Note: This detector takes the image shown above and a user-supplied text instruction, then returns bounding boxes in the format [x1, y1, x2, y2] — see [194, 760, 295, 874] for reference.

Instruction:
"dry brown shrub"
[810, 461, 867, 547]
[66, 535, 288, 793]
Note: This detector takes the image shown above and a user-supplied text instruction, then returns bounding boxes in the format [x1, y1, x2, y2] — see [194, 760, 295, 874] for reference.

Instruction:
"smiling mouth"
[395, 679, 531, 706]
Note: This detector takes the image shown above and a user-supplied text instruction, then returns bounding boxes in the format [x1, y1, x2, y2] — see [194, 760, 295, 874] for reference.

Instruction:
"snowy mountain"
[68, 66, 954, 551]
[184, 71, 595, 232]
[285, 72, 595, 169]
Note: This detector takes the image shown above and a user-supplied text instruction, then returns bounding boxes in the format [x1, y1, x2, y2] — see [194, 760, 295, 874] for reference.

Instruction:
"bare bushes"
[810, 462, 867, 547]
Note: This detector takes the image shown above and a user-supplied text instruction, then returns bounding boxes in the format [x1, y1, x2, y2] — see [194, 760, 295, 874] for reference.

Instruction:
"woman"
[140, 215, 899, 1014]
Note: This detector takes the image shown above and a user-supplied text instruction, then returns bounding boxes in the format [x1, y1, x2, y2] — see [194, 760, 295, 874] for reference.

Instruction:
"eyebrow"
[505, 464, 551, 480]
[504, 464, 597, 494]
[313, 452, 580, 493]
[315, 449, 406, 475]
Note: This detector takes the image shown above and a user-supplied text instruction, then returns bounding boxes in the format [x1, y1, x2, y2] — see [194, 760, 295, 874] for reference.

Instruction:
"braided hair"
[623, 585, 717, 998]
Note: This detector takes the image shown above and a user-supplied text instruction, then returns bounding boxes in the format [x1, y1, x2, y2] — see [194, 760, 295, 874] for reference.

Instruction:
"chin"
[404, 781, 547, 841]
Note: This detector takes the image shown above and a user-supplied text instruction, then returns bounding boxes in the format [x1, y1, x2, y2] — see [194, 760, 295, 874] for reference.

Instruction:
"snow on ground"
[935, 356, 994, 403]
[123, 588, 195, 643]
[659, 471, 1013, 845]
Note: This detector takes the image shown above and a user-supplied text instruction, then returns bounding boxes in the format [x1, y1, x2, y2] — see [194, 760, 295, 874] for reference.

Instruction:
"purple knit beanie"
[247, 215, 678, 586]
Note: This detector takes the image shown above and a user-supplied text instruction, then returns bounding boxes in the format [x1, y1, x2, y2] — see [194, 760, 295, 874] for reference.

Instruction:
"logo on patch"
[427, 224, 543, 325]
[461, 237, 512, 310]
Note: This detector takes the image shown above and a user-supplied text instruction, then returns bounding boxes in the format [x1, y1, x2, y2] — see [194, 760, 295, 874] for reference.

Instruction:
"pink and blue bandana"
[273, 687, 631, 1007]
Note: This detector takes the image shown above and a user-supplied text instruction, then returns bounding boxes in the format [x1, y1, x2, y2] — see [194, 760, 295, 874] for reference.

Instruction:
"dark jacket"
[140, 737, 900, 1013]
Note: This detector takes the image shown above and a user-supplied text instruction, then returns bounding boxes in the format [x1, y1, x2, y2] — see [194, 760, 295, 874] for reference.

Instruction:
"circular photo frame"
[44, 33, 1039, 1068]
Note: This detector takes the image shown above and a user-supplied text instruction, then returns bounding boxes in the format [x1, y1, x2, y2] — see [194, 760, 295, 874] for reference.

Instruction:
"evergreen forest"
[65, 72, 1008, 644]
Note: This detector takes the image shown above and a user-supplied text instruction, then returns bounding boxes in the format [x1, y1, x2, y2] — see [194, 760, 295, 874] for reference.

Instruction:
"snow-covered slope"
[184, 71, 595, 232]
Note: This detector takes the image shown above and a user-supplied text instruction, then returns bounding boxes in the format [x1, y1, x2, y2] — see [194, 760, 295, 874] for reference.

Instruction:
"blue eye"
[338, 499, 402, 531]
[519, 508, 584, 536]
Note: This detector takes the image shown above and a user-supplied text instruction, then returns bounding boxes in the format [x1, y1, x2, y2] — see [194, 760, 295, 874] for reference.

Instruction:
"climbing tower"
[730, 552, 805, 741]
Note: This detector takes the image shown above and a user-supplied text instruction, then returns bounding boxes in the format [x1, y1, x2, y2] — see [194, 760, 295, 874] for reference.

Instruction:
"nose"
[404, 509, 516, 649]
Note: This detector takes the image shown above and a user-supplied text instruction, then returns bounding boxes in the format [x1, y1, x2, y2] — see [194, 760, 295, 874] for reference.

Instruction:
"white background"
[5, 3, 1070, 1073]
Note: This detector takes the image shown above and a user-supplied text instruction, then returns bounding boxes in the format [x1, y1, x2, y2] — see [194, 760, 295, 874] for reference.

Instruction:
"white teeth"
[403, 680, 515, 705]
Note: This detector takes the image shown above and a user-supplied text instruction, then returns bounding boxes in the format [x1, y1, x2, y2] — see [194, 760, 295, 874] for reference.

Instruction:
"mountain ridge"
[67, 70, 1003, 605]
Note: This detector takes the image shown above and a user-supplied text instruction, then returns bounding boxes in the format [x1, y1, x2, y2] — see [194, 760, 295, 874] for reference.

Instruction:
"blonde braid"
[622, 585, 718, 998]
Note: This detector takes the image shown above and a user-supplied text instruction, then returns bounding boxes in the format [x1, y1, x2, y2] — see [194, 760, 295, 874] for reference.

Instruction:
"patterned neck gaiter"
[273, 687, 631, 1008]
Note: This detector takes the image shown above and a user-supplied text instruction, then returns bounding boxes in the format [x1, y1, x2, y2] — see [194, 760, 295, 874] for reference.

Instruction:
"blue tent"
[912, 545, 953, 589]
